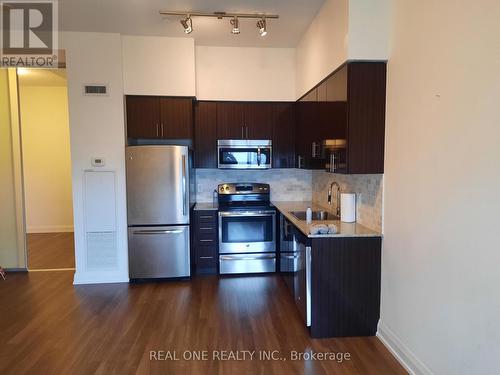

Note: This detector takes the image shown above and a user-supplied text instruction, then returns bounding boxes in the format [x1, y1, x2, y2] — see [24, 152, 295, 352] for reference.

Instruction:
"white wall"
[19, 85, 73, 233]
[348, 0, 391, 60]
[61, 32, 129, 284]
[195, 46, 295, 101]
[295, 0, 349, 98]
[380, 1, 500, 374]
[295, 0, 391, 98]
[122, 36, 195, 96]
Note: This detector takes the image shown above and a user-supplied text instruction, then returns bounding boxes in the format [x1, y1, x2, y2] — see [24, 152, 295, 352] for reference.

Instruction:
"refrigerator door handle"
[132, 229, 184, 235]
[182, 154, 187, 216]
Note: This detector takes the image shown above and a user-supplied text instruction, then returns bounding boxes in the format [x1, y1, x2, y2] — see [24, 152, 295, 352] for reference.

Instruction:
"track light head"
[257, 18, 267, 36]
[230, 17, 240, 34]
[180, 15, 193, 34]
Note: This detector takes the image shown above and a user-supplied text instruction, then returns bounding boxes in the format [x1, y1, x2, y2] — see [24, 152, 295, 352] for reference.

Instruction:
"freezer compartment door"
[128, 226, 190, 279]
[219, 253, 276, 274]
[126, 146, 189, 225]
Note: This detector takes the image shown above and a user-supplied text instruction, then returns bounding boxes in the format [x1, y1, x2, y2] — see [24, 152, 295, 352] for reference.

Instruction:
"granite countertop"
[271, 201, 382, 238]
[193, 202, 219, 211]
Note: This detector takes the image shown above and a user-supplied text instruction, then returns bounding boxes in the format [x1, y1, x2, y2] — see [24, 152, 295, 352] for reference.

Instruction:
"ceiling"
[58, 0, 325, 48]
[18, 69, 67, 87]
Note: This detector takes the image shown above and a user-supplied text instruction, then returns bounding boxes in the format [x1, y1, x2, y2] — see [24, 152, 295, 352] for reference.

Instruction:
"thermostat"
[91, 157, 105, 167]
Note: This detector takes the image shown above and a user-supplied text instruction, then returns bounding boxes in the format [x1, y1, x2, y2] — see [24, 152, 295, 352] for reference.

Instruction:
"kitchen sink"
[290, 210, 339, 221]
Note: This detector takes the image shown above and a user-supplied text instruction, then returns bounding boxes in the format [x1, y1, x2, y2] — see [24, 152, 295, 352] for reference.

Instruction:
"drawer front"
[196, 256, 218, 273]
[196, 212, 217, 222]
[219, 254, 276, 274]
[197, 245, 217, 258]
[197, 232, 217, 246]
[197, 223, 217, 234]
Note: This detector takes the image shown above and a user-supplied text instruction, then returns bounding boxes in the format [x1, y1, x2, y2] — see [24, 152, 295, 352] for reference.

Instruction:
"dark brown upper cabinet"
[245, 102, 274, 139]
[159, 97, 193, 139]
[216, 102, 246, 139]
[272, 103, 295, 168]
[126, 96, 160, 139]
[295, 61, 386, 174]
[125, 96, 193, 140]
[216, 102, 273, 140]
[194, 101, 217, 168]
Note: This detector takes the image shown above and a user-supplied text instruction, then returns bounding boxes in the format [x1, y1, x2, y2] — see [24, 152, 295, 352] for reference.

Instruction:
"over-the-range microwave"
[217, 140, 272, 169]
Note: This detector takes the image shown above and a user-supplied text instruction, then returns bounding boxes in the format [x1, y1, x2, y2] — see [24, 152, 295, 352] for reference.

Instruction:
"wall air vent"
[83, 84, 109, 96]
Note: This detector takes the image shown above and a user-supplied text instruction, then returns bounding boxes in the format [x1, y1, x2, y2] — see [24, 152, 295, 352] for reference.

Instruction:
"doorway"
[16, 68, 75, 271]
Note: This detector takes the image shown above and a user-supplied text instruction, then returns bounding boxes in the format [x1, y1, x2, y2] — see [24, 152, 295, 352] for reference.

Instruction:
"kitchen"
[1, 0, 498, 374]
[124, 59, 386, 339]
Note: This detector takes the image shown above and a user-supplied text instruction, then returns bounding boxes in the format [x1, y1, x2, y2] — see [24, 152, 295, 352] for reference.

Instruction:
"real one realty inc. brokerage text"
[150, 350, 352, 363]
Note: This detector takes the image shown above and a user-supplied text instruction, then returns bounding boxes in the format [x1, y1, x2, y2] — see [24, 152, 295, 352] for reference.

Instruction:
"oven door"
[218, 146, 272, 169]
[218, 210, 276, 253]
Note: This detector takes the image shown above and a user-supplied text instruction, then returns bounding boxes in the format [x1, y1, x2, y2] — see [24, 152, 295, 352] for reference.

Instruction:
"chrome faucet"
[328, 182, 341, 217]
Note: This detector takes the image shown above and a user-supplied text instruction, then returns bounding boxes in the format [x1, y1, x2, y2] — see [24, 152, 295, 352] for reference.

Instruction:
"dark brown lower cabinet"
[310, 236, 381, 338]
[283, 222, 381, 338]
[192, 210, 218, 274]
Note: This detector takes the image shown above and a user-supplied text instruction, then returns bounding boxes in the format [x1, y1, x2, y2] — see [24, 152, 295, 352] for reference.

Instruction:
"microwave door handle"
[257, 147, 261, 166]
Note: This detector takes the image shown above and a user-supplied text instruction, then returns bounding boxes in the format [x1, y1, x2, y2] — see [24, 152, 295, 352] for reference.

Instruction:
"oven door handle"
[219, 211, 276, 217]
[220, 254, 276, 261]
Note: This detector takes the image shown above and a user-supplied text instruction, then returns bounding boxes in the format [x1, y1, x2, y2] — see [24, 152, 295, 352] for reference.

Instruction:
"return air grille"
[83, 84, 108, 96]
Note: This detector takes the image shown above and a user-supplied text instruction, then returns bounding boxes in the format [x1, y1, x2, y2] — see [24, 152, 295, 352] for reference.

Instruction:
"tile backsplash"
[195, 169, 312, 202]
[195, 168, 383, 233]
[312, 171, 383, 232]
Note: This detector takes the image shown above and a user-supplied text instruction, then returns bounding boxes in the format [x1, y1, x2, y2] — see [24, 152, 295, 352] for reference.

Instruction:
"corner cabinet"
[125, 96, 193, 140]
[296, 61, 386, 174]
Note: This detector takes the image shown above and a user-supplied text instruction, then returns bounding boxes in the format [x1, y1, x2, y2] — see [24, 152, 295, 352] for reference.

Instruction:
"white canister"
[340, 193, 356, 223]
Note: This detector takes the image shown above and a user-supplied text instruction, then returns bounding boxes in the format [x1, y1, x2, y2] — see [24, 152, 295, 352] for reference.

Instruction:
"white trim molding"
[27, 225, 74, 233]
[73, 271, 129, 285]
[377, 321, 434, 375]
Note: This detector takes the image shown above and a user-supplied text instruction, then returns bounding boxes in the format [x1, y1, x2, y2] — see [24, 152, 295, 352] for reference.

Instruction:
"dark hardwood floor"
[0, 272, 406, 375]
[27, 232, 75, 270]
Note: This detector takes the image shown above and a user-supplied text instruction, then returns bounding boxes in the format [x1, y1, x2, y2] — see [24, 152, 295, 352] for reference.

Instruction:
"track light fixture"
[160, 10, 279, 36]
[180, 15, 193, 34]
[230, 17, 240, 34]
[257, 17, 267, 36]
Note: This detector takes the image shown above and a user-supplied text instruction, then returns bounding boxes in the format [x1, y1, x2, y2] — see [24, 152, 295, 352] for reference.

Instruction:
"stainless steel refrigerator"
[126, 145, 193, 279]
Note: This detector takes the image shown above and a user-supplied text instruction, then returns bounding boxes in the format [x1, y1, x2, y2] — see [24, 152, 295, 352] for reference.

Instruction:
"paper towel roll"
[340, 193, 356, 223]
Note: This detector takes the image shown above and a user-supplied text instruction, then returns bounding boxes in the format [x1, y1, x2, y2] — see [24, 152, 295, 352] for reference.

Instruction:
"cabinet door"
[245, 102, 274, 140]
[216, 102, 246, 139]
[326, 65, 348, 102]
[346, 62, 386, 174]
[272, 103, 295, 168]
[159, 98, 193, 139]
[194, 102, 217, 168]
[126, 96, 160, 139]
[301, 88, 317, 102]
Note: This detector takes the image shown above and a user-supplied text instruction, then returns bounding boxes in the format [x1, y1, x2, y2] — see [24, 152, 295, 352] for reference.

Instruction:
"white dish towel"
[309, 223, 338, 235]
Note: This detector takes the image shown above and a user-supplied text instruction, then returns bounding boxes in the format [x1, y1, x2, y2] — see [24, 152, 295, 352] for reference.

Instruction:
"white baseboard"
[377, 321, 434, 375]
[27, 225, 74, 233]
[73, 272, 129, 285]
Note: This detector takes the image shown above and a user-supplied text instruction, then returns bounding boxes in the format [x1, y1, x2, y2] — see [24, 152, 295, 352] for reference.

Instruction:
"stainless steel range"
[217, 183, 276, 274]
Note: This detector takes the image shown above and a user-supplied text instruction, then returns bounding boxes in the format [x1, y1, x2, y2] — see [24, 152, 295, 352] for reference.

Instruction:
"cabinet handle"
[156, 123, 159, 137]
[200, 227, 213, 230]
[199, 239, 214, 243]
[246, 125, 248, 139]
[161, 123, 164, 138]
[199, 215, 214, 219]
[241, 126, 244, 139]
[199, 256, 214, 259]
